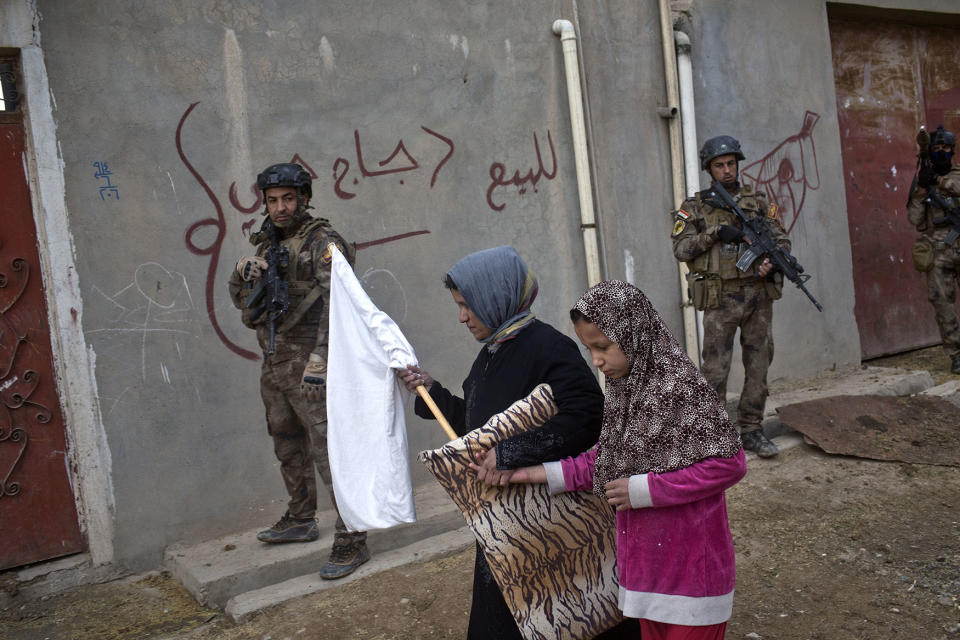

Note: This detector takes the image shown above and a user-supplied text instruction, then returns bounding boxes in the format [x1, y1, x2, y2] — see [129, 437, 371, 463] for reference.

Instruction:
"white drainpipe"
[675, 29, 706, 354]
[552, 19, 602, 289]
[657, 0, 701, 364]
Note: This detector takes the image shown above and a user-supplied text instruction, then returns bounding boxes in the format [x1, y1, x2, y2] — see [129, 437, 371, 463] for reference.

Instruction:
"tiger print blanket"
[418, 383, 623, 640]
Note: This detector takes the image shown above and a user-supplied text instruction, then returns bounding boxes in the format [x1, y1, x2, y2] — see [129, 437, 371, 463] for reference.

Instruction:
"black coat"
[415, 320, 606, 639]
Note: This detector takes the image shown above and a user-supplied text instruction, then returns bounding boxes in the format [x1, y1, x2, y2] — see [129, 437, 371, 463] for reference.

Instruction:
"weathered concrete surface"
[165, 478, 467, 610]
[23, 0, 680, 573]
[761, 366, 936, 438]
[919, 379, 960, 407]
[777, 395, 960, 466]
[224, 527, 473, 623]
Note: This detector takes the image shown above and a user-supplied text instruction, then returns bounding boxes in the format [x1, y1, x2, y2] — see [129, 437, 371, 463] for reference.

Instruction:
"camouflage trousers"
[925, 246, 960, 358]
[700, 282, 774, 432]
[260, 349, 365, 542]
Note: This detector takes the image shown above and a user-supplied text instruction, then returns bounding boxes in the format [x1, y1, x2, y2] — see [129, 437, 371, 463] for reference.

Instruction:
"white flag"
[327, 246, 417, 531]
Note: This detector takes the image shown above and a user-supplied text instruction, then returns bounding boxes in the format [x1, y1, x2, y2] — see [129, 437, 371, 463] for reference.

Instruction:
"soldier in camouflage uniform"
[671, 136, 790, 458]
[907, 125, 960, 374]
[229, 163, 369, 580]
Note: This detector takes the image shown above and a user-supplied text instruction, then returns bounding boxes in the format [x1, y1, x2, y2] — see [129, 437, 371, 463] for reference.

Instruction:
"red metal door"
[0, 119, 84, 569]
[830, 17, 960, 359]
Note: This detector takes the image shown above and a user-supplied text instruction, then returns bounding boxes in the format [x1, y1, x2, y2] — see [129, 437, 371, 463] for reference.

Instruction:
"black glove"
[917, 164, 937, 188]
[716, 225, 744, 244]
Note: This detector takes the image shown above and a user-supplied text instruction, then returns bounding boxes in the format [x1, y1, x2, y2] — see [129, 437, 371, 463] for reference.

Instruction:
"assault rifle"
[710, 181, 823, 312]
[245, 219, 290, 355]
[928, 189, 960, 245]
[915, 126, 960, 245]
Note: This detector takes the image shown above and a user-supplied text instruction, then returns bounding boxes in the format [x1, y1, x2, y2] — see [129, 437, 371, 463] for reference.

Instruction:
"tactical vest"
[921, 192, 960, 242]
[238, 217, 337, 335]
[689, 185, 765, 282]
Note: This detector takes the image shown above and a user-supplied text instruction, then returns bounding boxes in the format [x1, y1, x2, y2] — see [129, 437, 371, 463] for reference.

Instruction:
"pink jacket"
[544, 448, 746, 625]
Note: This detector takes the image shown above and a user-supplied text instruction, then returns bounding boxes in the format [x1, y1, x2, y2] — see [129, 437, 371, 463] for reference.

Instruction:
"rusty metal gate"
[829, 12, 960, 359]
[0, 59, 84, 570]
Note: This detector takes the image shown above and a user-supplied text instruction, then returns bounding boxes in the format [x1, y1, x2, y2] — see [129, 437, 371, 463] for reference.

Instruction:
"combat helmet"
[929, 125, 956, 148]
[256, 162, 312, 199]
[699, 135, 745, 170]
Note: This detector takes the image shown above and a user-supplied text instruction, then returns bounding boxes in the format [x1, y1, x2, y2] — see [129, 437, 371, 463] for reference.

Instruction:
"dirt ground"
[3, 348, 959, 640]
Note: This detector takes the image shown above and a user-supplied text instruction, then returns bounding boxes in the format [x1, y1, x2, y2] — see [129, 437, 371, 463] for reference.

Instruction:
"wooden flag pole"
[416, 385, 459, 441]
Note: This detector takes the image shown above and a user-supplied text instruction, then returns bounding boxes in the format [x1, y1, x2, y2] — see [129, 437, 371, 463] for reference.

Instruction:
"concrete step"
[164, 480, 468, 611]
[225, 526, 474, 623]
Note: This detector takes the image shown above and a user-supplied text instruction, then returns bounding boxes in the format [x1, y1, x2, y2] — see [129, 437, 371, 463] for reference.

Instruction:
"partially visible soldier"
[671, 135, 790, 458]
[228, 162, 369, 579]
[907, 125, 960, 374]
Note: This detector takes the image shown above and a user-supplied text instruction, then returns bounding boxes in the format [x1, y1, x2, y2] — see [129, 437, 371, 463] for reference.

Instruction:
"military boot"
[951, 353, 960, 375]
[319, 536, 371, 580]
[741, 429, 779, 458]
[256, 512, 319, 543]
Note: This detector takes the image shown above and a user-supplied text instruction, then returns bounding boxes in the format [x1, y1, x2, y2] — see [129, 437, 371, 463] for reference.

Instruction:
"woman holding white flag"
[399, 246, 631, 639]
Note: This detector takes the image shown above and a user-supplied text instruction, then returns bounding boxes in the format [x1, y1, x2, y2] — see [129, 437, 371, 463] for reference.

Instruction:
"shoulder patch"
[767, 203, 779, 220]
[676, 209, 691, 220]
[321, 241, 346, 264]
[672, 219, 686, 236]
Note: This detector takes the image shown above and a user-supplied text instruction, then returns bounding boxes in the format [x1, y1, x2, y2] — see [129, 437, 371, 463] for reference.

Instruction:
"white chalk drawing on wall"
[86, 262, 197, 413]
[359, 268, 409, 325]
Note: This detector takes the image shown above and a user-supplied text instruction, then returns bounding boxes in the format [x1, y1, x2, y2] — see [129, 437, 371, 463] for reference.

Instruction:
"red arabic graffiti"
[486, 130, 557, 212]
[741, 111, 821, 234]
[177, 102, 430, 360]
[177, 102, 257, 361]
[333, 126, 455, 199]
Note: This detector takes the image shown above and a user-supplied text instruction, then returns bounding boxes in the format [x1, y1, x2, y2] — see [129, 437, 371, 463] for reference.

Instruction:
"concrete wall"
[19, 0, 678, 571]
[6, 0, 955, 573]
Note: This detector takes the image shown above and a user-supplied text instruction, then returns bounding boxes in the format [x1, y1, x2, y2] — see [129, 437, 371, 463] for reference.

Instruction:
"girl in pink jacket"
[480, 280, 746, 639]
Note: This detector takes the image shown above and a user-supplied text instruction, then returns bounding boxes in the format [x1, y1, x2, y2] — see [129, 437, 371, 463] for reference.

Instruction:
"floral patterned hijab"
[573, 280, 741, 497]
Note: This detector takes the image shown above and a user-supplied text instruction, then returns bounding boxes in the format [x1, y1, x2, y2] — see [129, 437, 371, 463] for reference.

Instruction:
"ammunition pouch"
[765, 272, 784, 300]
[238, 283, 261, 329]
[688, 274, 722, 310]
[912, 236, 935, 272]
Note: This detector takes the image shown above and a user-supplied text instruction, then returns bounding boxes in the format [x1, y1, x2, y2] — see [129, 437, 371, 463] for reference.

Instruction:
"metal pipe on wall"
[657, 0, 700, 364]
[675, 29, 705, 352]
[552, 19, 602, 289]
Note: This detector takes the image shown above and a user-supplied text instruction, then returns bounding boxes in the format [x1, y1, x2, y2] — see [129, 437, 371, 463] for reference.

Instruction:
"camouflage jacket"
[671, 184, 790, 282]
[228, 215, 356, 363]
[907, 165, 960, 246]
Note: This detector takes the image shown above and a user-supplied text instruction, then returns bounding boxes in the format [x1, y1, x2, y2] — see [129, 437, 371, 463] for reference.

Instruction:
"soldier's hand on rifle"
[757, 257, 773, 278]
[716, 224, 745, 244]
[300, 354, 326, 402]
[236, 256, 269, 281]
[917, 164, 938, 188]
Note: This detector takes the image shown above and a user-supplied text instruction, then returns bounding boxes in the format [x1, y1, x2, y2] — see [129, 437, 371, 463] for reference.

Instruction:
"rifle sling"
[275, 281, 322, 334]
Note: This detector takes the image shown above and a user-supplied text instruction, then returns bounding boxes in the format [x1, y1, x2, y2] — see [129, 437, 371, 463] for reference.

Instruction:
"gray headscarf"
[447, 246, 539, 351]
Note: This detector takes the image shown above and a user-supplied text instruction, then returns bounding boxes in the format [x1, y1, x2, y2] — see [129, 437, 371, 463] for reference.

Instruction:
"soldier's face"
[451, 289, 493, 341]
[708, 155, 739, 186]
[574, 319, 629, 380]
[265, 187, 303, 226]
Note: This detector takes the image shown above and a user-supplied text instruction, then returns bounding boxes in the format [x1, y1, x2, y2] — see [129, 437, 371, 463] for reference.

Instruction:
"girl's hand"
[604, 477, 632, 511]
[468, 450, 545, 485]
